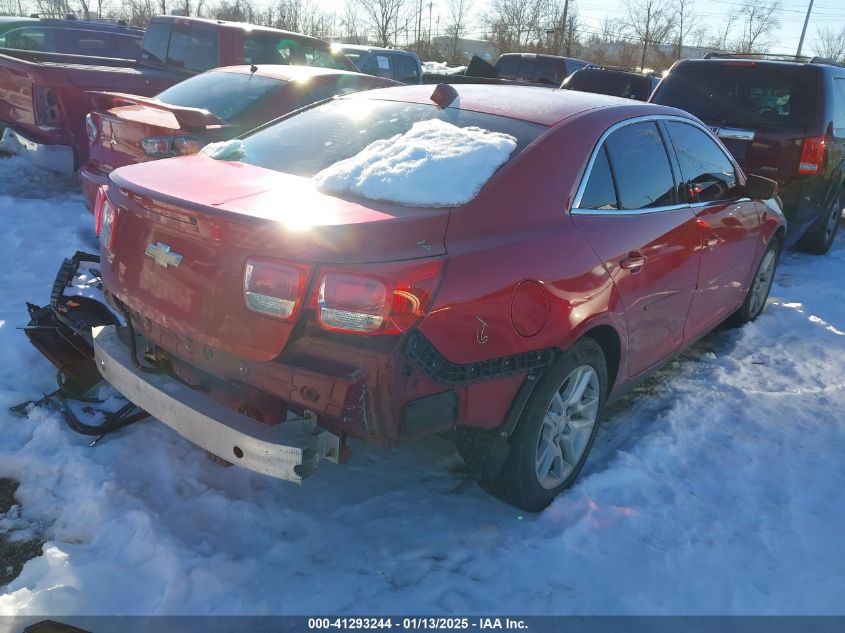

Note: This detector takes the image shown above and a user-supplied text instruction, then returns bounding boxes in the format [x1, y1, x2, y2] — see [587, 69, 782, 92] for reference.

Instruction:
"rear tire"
[797, 193, 841, 255]
[730, 238, 781, 326]
[487, 338, 607, 512]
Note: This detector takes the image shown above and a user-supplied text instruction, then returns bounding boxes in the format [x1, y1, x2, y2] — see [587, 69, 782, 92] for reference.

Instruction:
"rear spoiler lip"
[85, 90, 228, 130]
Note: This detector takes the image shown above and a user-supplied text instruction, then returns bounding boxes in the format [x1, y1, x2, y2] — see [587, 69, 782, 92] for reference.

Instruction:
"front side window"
[496, 56, 518, 78]
[833, 77, 845, 135]
[604, 122, 676, 210]
[536, 58, 559, 84]
[665, 121, 737, 203]
[362, 54, 394, 79]
[302, 44, 347, 70]
[577, 146, 618, 210]
[0, 27, 52, 51]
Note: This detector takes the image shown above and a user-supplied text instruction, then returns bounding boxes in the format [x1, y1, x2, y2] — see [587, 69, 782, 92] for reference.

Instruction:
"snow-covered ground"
[0, 155, 844, 617]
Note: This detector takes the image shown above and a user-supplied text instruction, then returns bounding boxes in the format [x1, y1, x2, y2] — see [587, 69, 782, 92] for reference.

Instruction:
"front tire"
[797, 193, 841, 255]
[487, 338, 607, 512]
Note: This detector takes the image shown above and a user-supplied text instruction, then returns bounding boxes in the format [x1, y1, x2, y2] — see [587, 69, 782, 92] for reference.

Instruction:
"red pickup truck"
[0, 15, 355, 172]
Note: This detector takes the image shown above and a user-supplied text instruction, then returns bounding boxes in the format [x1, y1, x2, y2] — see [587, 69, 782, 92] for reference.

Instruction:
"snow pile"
[1, 157, 845, 616]
[313, 119, 517, 207]
[422, 61, 467, 75]
[201, 139, 245, 161]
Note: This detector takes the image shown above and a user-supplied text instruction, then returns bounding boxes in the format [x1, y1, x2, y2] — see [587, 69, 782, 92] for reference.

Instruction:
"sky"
[316, 0, 845, 57]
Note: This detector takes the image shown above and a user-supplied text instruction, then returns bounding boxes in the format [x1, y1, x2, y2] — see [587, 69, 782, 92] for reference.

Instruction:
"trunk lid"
[88, 92, 227, 171]
[104, 154, 449, 361]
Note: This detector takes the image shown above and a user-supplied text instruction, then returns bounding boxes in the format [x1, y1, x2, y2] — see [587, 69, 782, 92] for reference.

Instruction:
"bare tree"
[355, 0, 413, 46]
[484, 0, 550, 52]
[733, 0, 780, 54]
[117, 0, 156, 25]
[625, 0, 675, 70]
[338, 0, 361, 39]
[670, 0, 697, 60]
[814, 26, 845, 62]
[708, 10, 736, 51]
[444, 0, 473, 63]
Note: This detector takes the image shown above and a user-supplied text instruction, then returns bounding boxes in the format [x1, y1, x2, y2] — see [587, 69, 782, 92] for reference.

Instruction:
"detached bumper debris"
[93, 325, 343, 482]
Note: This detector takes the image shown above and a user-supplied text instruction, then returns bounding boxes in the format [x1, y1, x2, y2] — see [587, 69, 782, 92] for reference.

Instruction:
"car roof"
[498, 52, 589, 63]
[0, 17, 37, 26]
[339, 44, 413, 55]
[671, 57, 822, 72]
[151, 16, 331, 46]
[345, 83, 686, 126]
[210, 65, 378, 81]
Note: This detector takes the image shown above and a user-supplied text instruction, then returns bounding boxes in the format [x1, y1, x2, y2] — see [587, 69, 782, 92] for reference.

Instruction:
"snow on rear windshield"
[236, 99, 546, 206]
[312, 119, 517, 207]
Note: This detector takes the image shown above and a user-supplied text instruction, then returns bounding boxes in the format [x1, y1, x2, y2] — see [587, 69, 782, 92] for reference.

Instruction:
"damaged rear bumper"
[92, 325, 342, 483]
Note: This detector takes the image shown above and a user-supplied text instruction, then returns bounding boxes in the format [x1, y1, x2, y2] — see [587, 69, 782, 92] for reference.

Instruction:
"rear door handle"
[620, 252, 647, 273]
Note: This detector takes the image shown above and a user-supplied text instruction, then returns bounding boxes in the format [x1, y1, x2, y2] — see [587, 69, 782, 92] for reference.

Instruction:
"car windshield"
[566, 70, 651, 100]
[339, 49, 362, 65]
[653, 63, 818, 128]
[156, 71, 283, 121]
[238, 99, 546, 180]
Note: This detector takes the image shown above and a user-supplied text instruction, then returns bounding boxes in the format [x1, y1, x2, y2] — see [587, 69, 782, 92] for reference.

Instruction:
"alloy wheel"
[748, 248, 777, 318]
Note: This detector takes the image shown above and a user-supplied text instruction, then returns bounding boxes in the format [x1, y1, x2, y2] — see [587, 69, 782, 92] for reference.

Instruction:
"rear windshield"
[566, 70, 651, 100]
[156, 71, 283, 121]
[239, 99, 546, 178]
[653, 62, 818, 128]
[244, 34, 349, 70]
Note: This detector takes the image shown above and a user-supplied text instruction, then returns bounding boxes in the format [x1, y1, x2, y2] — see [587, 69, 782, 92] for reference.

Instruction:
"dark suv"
[494, 53, 589, 85]
[0, 15, 143, 59]
[651, 54, 845, 254]
[561, 65, 660, 101]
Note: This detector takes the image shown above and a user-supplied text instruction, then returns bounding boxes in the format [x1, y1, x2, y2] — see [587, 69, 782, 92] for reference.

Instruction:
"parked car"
[494, 53, 589, 85]
[0, 15, 357, 172]
[651, 53, 845, 254]
[335, 44, 422, 84]
[0, 15, 143, 59]
[78, 65, 398, 211]
[561, 65, 660, 101]
[90, 85, 784, 511]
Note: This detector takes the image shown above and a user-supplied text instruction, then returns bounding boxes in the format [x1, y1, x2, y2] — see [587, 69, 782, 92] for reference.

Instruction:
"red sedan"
[78, 65, 398, 211]
[92, 84, 784, 511]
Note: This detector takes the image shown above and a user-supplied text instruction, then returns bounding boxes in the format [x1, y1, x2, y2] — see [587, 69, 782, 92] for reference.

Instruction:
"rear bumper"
[92, 325, 342, 482]
[78, 165, 109, 213]
[0, 126, 74, 174]
[778, 175, 841, 245]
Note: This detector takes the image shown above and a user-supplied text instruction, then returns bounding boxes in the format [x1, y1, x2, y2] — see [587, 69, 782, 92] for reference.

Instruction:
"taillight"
[315, 259, 444, 335]
[99, 199, 118, 251]
[243, 259, 310, 320]
[93, 184, 107, 237]
[141, 135, 204, 158]
[798, 135, 826, 175]
[85, 113, 98, 143]
[33, 85, 64, 126]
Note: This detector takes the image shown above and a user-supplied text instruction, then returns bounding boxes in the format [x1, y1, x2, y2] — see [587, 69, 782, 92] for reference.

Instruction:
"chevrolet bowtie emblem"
[145, 242, 183, 268]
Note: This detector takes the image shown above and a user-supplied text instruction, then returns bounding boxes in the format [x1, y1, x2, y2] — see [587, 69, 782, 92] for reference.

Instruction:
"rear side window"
[665, 121, 737, 203]
[536, 58, 559, 84]
[496, 56, 518, 78]
[55, 29, 111, 56]
[362, 54, 393, 79]
[834, 77, 845, 136]
[516, 58, 535, 81]
[653, 63, 817, 128]
[578, 146, 618, 210]
[604, 122, 676, 209]
[167, 27, 218, 72]
[395, 55, 420, 83]
[140, 21, 170, 64]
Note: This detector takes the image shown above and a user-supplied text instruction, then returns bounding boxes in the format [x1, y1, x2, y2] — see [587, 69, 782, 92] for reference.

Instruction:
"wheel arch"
[581, 324, 621, 396]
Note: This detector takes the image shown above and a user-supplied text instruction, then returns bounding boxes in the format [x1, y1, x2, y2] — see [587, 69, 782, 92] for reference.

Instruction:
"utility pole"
[417, 0, 423, 52]
[797, 0, 814, 57]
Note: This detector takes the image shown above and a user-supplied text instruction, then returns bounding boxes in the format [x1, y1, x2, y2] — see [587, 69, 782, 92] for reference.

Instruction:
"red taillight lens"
[243, 259, 310, 320]
[798, 135, 826, 175]
[141, 135, 204, 158]
[93, 184, 107, 237]
[99, 199, 118, 251]
[316, 259, 444, 335]
[33, 85, 64, 126]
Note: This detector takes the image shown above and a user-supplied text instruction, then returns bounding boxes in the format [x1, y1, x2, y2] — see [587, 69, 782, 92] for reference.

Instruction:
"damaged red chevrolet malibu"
[91, 84, 784, 511]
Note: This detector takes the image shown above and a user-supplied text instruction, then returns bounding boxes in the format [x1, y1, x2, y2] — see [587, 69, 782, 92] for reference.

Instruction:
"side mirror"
[745, 174, 778, 200]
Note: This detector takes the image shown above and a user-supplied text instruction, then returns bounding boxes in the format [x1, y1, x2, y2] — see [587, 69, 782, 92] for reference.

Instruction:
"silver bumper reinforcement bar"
[92, 325, 341, 482]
